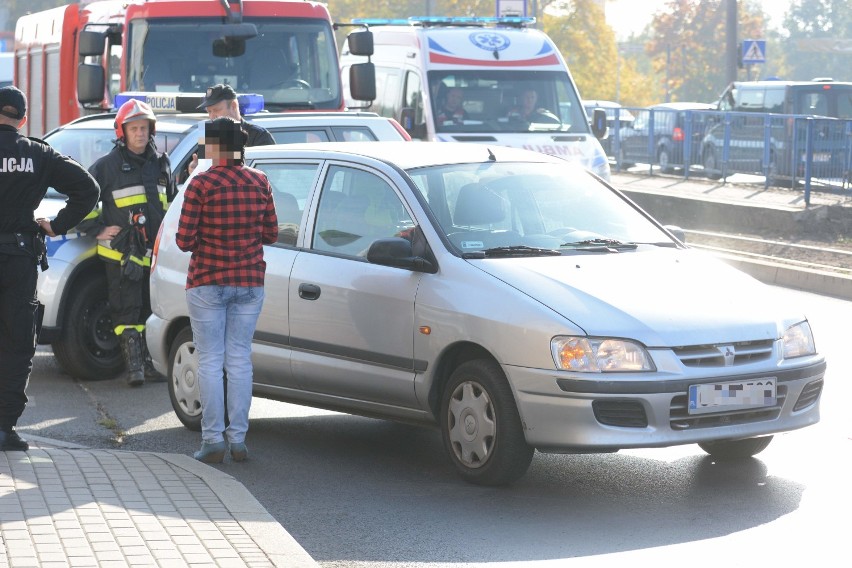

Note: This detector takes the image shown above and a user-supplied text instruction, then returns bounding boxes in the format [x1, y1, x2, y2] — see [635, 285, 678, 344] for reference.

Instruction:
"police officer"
[78, 99, 174, 386]
[186, 84, 274, 176]
[0, 86, 100, 451]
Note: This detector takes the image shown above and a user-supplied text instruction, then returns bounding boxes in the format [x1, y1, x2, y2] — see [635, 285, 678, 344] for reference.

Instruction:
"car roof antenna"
[487, 148, 496, 162]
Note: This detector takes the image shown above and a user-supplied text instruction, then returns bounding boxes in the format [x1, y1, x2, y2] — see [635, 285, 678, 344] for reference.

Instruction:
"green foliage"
[780, 0, 851, 81]
[646, 0, 768, 103]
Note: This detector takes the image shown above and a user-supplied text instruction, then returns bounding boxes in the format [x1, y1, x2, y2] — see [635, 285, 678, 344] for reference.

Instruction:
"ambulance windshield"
[429, 71, 588, 134]
[126, 18, 342, 111]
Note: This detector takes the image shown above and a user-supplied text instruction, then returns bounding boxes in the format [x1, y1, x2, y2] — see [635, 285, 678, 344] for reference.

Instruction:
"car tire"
[168, 326, 230, 432]
[52, 275, 123, 381]
[698, 435, 773, 460]
[617, 147, 634, 169]
[440, 359, 534, 486]
[702, 148, 723, 180]
[658, 146, 672, 173]
[168, 326, 202, 431]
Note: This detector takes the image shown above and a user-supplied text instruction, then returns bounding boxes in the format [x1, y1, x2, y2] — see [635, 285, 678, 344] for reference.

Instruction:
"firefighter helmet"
[114, 99, 157, 140]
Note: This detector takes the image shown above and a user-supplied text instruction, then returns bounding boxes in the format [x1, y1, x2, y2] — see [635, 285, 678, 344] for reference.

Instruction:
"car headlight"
[551, 336, 655, 373]
[782, 321, 816, 359]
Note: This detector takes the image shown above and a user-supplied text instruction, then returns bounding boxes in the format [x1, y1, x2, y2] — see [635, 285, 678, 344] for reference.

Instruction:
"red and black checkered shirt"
[176, 165, 278, 289]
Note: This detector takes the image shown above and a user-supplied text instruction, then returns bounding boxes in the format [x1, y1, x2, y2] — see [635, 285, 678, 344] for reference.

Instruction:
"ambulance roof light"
[350, 16, 536, 28]
[113, 92, 265, 115]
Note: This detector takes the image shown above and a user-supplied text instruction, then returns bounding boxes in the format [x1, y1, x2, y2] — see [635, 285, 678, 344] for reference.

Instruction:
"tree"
[646, 0, 767, 103]
[780, 0, 851, 81]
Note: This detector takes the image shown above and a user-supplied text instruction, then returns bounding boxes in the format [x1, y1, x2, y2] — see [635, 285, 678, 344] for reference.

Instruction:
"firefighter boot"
[121, 329, 145, 387]
[141, 332, 166, 382]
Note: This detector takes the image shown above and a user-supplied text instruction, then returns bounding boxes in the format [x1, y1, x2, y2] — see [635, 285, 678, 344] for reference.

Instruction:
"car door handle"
[298, 283, 321, 300]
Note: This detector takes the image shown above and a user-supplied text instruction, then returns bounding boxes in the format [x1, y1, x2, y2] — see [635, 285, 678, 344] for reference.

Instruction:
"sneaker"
[0, 429, 29, 451]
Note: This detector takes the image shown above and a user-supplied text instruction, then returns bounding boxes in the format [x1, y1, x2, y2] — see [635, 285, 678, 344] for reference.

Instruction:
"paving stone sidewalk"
[0, 437, 318, 568]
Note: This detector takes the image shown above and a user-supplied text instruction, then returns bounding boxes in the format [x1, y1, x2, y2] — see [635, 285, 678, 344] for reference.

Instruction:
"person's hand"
[96, 225, 122, 240]
[36, 218, 56, 237]
[188, 153, 198, 175]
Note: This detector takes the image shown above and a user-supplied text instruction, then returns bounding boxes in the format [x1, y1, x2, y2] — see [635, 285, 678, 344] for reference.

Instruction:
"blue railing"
[600, 106, 852, 202]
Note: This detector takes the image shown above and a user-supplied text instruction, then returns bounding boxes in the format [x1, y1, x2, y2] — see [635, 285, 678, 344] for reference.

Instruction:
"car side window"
[330, 126, 377, 142]
[272, 129, 331, 144]
[312, 166, 413, 257]
[253, 162, 321, 246]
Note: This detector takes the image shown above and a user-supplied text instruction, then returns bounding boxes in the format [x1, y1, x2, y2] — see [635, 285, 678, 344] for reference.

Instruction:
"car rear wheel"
[658, 147, 672, 173]
[698, 435, 773, 459]
[440, 359, 533, 486]
[52, 276, 123, 381]
[168, 327, 202, 431]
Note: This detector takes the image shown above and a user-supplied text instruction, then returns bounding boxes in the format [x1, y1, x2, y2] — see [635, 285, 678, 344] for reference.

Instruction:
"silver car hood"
[471, 247, 797, 347]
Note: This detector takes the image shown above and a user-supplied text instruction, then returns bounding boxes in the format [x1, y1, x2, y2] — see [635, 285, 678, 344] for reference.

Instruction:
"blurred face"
[205, 99, 240, 120]
[520, 90, 538, 114]
[123, 120, 150, 154]
[445, 88, 464, 111]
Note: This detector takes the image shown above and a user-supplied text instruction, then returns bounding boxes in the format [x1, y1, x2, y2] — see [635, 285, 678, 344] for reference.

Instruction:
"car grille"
[593, 400, 648, 428]
[668, 385, 787, 429]
[793, 379, 823, 411]
[672, 339, 774, 368]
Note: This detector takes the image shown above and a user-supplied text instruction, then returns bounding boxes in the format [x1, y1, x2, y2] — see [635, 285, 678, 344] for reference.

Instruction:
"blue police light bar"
[113, 92, 265, 115]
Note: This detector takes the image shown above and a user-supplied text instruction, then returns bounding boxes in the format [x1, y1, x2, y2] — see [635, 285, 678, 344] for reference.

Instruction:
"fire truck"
[14, 0, 375, 137]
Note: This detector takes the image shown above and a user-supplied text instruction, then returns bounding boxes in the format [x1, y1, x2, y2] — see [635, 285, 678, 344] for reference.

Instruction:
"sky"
[605, 0, 792, 39]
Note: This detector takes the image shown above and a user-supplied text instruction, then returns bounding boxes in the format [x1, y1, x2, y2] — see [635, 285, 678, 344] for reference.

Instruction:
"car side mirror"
[367, 237, 434, 272]
[591, 108, 608, 139]
[664, 225, 686, 243]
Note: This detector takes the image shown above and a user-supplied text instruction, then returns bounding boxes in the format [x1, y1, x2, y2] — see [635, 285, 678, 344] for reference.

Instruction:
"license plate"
[688, 378, 777, 415]
[803, 152, 831, 162]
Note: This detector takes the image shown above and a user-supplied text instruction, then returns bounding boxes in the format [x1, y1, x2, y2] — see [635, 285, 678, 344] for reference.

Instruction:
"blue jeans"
[186, 285, 264, 445]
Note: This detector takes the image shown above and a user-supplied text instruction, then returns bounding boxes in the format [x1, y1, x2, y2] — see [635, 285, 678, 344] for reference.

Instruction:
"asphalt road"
[19, 285, 852, 568]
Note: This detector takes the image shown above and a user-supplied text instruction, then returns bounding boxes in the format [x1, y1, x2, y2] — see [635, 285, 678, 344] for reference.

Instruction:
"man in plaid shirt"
[176, 117, 277, 464]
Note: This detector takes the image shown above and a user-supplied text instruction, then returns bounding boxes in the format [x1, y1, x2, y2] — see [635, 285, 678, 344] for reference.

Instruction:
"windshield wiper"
[560, 238, 639, 252]
[462, 245, 562, 259]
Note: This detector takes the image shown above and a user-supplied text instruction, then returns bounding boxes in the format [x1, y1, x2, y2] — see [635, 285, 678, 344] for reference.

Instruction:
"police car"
[37, 92, 409, 381]
[146, 141, 824, 485]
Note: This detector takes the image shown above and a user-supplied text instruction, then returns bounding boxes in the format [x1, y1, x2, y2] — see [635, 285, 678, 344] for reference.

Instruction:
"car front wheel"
[698, 435, 773, 459]
[702, 148, 723, 180]
[440, 359, 534, 486]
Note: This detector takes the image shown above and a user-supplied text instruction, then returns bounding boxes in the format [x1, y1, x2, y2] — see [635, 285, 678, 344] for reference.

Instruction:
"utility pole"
[726, 0, 738, 84]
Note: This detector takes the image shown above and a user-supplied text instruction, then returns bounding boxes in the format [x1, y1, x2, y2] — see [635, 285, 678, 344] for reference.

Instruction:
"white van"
[340, 17, 611, 180]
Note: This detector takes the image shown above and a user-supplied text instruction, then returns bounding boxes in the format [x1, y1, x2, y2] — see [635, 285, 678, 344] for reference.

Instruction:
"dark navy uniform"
[0, 124, 100, 439]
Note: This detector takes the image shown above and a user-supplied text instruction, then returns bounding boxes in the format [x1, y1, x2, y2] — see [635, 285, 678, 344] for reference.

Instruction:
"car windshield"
[407, 161, 673, 256]
[428, 70, 588, 134]
[43, 127, 188, 197]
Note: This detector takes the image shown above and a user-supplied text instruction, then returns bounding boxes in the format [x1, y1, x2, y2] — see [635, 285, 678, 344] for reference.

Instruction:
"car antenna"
[487, 148, 496, 161]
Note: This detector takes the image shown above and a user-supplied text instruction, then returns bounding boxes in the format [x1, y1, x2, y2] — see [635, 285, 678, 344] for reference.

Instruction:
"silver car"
[36, 111, 408, 381]
[147, 142, 825, 486]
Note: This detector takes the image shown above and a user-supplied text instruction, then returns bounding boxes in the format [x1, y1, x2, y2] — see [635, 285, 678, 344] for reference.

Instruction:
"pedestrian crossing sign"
[742, 40, 766, 64]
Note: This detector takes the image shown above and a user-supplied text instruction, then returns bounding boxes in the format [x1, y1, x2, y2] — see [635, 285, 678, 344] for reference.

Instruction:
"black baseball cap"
[0, 86, 27, 120]
[196, 84, 237, 110]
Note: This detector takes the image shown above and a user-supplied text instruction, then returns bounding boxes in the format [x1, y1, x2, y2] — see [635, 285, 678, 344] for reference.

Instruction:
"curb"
[23, 434, 319, 568]
[714, 254, 852, 302]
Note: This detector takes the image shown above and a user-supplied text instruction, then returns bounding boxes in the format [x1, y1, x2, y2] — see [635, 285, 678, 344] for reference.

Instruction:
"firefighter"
[0, 86, 99, 451]
[79, 99, 174, 386]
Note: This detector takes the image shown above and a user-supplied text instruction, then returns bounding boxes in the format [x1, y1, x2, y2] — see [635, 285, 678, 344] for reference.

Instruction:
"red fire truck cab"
[15, 0, 375, 137]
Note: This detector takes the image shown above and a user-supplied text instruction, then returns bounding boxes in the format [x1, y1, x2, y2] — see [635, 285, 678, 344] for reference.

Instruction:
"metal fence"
[604, 106, 852, 203]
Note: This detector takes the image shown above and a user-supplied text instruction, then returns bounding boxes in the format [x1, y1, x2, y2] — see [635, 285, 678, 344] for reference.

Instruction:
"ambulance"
[340, 16, 610, 180]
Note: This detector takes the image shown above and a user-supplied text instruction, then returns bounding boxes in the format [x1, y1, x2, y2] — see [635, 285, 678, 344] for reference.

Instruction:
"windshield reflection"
[407, 161, 672, 254]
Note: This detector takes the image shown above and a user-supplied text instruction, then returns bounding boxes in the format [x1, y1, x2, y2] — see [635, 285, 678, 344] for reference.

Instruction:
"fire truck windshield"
[126, 18, 342, 111]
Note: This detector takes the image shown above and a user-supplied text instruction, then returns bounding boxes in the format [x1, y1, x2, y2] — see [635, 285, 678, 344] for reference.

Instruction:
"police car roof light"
[113, 92, 265, 115]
